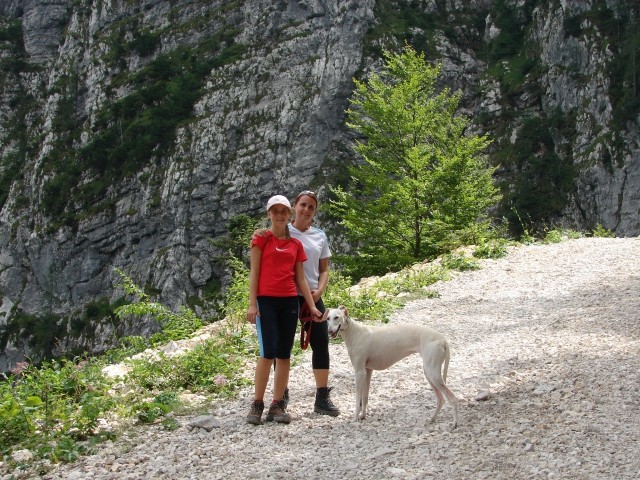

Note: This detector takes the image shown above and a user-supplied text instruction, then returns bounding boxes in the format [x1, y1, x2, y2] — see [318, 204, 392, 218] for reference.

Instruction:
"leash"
[299, 301, 313, 350]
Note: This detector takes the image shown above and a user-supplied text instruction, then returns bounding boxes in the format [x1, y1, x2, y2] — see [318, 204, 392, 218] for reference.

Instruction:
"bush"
[441, 253, 481, 271]
[474, 239, 510, 259]
[592, 224, 615, 238]
[0, 358, 114, 460]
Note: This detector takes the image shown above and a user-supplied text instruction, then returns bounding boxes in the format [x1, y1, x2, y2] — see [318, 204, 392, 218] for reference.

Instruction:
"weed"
[441, 253, 481, 271]
[542, 227, 582, 244]
[474, 238, 510, 259]
[592, 224, 615, 238]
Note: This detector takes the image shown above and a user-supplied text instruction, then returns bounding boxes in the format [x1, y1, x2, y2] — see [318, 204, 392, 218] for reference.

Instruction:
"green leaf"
[25, 396, 44, 407]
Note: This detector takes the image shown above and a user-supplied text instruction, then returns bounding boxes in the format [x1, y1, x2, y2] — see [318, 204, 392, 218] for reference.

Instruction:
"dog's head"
[324, 306, 349, 339]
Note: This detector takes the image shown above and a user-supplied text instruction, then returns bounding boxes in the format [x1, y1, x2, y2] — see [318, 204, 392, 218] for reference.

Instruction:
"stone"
[188, 415, 221, 432]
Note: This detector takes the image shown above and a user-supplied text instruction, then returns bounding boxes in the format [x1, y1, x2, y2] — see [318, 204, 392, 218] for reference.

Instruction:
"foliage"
[113, 268, 203, 347]
[441, 252, 481, 271]
[123, 336, 252, 401]
[473, 238, 510, 259]
[209, 214, 263, 270]
[219, 257, 251, 324]
[0, 357, 115, 462]
[498, 115, 576, 236]
[323, 270, 398, 322]
[134, 391, 179, 424]
[328, 45, 500, 278]
[541, 227, 583, 244]
[592, 224, 615, 238]
[0, 151, 23, 210]
[0, 19, 31, 211]
[484, 0, 535, 64]
[364, 0, 440, 57]
[0, 311, 67, 361]
[0, 268, 252, 467]
[323, 266, 448, 323]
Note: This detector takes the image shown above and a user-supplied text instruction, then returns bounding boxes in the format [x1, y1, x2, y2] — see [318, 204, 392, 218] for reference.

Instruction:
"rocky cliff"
[0, 0, 637, 369]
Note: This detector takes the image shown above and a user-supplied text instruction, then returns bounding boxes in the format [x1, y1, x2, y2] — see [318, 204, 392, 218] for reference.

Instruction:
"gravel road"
[27, 237, 640, 479]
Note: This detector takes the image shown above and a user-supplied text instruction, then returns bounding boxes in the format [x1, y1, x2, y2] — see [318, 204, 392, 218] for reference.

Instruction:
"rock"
[11, 449, 33, 463]
[474, 392, 491, 401]
[187, 415, 221, 432]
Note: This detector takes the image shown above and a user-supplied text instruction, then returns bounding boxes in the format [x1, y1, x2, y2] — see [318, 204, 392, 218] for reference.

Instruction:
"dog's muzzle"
[328, 324, 341, 339]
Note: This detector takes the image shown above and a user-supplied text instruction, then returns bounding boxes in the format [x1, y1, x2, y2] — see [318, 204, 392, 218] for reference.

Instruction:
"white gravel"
[18, 237, 640, 479]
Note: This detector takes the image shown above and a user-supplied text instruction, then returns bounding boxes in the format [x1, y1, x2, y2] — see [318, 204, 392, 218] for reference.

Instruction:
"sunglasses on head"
[294, 190, 318, 206]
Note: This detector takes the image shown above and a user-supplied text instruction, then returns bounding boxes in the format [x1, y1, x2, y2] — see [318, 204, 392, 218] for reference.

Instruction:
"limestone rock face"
[0, 0, 637, 368]
[0, 0, 375, 369]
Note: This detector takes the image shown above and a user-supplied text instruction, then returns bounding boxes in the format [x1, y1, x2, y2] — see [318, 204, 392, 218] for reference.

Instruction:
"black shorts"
[256, 296, 298, 359]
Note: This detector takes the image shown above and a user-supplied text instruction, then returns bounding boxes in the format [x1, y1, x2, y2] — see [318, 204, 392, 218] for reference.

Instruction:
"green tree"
[328, 45, 500, 277]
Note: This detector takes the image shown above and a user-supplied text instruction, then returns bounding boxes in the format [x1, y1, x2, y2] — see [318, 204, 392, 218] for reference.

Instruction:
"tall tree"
[328, 46, 500, 277]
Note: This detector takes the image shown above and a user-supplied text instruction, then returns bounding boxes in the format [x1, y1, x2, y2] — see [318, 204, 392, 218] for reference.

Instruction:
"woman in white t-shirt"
[287, 190, 340, 417]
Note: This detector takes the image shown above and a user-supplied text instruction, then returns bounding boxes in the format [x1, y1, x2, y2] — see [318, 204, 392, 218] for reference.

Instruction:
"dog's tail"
[442, 340, 451, 383]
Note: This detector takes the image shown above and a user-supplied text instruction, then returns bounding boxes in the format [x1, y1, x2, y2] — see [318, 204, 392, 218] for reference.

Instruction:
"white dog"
[325, 306, 458, 427]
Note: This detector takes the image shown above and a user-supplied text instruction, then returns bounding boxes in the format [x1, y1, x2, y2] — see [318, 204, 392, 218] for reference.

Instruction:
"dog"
[325, 306, 458, 428]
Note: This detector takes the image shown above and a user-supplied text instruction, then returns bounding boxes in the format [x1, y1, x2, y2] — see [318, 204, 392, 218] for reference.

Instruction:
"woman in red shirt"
[246, 195, 321, 425]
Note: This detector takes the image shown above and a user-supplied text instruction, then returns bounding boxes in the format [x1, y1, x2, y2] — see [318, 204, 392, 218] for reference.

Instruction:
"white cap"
[266, 195, 291, 211]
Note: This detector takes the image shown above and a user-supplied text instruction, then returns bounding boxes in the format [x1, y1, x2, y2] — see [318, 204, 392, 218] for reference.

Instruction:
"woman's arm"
[313, 257, 330, 301]
[295, 262, 322, 320]
[246, 246, 261, 324]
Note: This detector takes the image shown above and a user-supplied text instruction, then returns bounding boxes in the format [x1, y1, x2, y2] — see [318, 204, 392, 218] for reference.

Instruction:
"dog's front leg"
[360, 368, 372, 420]
[354, 368, 367, 421]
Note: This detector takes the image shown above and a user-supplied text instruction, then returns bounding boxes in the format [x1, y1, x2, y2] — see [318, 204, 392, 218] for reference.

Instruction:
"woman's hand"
[310, 306, 323, 322]
[247, 305, 259, 324]
[252, 228, 268, 240]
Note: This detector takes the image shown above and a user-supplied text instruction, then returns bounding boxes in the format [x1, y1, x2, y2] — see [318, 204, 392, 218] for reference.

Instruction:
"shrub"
[592, 224, 615, 238]
[474, 238, 509, 259]
[441, 253, 481, 271]
[0, 357, 114, 460]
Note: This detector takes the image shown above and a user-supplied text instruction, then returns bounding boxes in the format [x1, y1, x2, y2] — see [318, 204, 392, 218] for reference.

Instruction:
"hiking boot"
[266, 388, 290, 421]
[265, 399, 291, 424]
[314, 387, 340, 417]
[246, 400, 264, 425]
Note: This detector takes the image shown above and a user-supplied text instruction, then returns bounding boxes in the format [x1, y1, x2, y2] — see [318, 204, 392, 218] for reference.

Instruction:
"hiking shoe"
[246, 400, 264, 425]
[314, 387, 340, 417]
[266, 399, 291, 424]
[266, 389, 290, 421]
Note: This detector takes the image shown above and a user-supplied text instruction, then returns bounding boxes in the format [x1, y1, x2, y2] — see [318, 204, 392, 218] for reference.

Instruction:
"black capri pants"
[256, 296, 298, 359]
[299, 296, 330, 370]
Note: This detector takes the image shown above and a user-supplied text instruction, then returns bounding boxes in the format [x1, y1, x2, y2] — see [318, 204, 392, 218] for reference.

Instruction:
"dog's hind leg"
[423, 361, 459, 428]
[425, 377, 459, 428]
[426, 377, 446, 424]
[442, 384, 459, 428]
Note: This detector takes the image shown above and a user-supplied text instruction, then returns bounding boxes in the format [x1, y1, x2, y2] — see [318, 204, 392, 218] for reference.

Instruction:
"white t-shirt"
[289, 223, 331, 291]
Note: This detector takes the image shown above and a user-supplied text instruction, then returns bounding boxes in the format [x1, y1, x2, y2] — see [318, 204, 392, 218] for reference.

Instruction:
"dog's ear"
[321, 309, 330, 321]
[339, 305, 349, 317]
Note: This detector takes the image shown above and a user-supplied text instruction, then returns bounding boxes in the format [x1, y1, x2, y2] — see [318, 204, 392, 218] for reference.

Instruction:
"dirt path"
[36, 237, 640, 480]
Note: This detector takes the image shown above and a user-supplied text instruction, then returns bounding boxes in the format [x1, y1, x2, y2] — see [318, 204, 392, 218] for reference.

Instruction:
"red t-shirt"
[251, 231, 307, 296]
